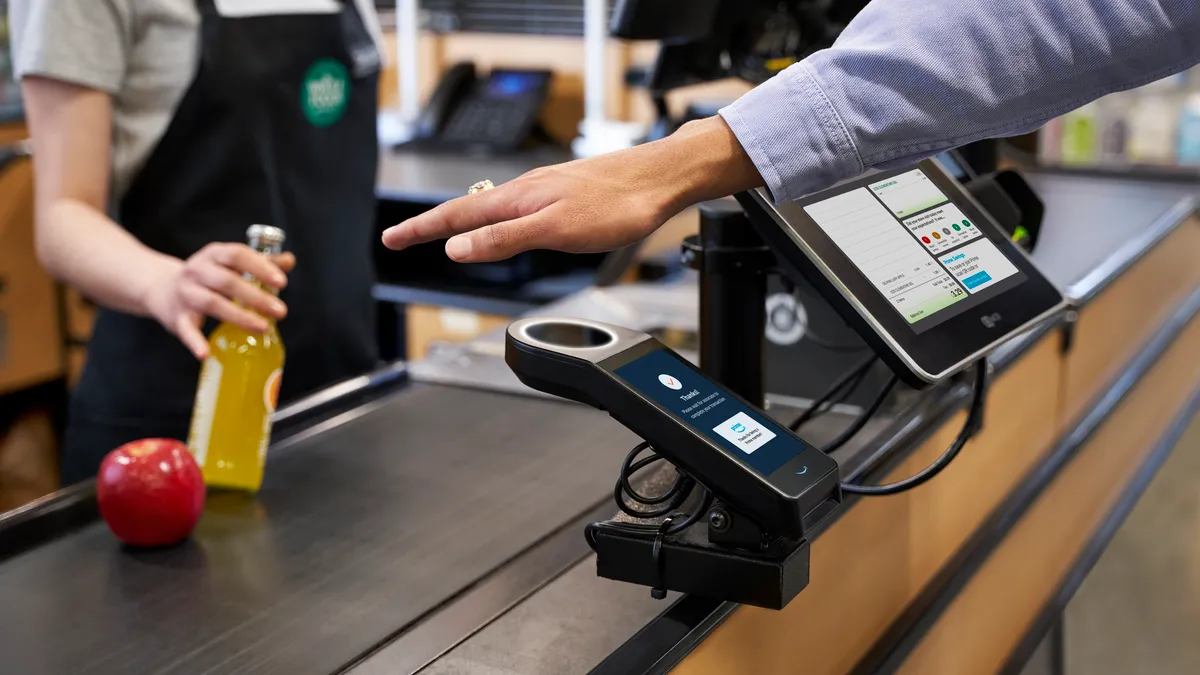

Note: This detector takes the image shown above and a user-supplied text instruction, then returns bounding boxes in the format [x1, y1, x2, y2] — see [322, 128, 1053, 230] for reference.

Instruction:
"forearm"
[721, 0, 1200, 202]
[20, 74, 181, 318]
[38, 198, 179, 317]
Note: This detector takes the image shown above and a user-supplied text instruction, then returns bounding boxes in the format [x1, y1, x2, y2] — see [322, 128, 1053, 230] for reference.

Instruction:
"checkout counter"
[0, 155, 1197, 673]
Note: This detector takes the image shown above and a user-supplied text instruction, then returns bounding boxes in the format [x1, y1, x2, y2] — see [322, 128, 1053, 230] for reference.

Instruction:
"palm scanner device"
[507, 318, 841, 609]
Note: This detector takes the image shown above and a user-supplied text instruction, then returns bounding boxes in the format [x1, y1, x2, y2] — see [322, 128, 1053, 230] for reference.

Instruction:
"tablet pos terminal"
[737, 158, 1066, 388]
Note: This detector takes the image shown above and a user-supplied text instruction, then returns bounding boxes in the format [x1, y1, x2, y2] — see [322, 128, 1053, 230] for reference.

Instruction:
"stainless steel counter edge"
[1065, 196, 1198, 305]
[271, 361, 408, 426]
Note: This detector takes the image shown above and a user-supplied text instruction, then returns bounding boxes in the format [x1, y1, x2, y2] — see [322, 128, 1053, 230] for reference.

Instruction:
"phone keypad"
[442, 100, 535, 147]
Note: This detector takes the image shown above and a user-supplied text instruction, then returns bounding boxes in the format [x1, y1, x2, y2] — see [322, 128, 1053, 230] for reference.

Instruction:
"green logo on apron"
[301, 58, 350, 127]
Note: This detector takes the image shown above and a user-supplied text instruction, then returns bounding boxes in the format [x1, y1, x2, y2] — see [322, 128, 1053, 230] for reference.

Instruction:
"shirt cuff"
[718, 62, 862, 204]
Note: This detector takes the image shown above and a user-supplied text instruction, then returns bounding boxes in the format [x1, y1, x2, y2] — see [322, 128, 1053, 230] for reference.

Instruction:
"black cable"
[790, 360, 873, 431]
[613, 442, 694, 519]
[665, 486, 713, 534]
[823, 360, 875, 414]
[805, 329, 871, 353]
[821, 373, 900, 454]
[619, 443, 686, 505]
[822, 374, 898, 451]
[789, 354, 878, 431]
[591, 438, 720, 540]
[841, 359, 989, 496]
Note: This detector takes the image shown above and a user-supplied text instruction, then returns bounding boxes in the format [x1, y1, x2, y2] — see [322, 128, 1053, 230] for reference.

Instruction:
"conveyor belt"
[0, 383, 637, 675]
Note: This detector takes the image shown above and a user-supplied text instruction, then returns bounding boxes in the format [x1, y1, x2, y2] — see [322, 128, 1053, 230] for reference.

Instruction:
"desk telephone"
[413, 63, 552, 152]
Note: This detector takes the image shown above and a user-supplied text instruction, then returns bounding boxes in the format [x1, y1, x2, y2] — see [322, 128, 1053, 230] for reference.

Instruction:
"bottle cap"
[246, 224, 286, 250]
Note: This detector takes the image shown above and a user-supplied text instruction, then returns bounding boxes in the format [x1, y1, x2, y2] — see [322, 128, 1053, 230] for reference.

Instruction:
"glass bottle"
[187, 224, 287, 493]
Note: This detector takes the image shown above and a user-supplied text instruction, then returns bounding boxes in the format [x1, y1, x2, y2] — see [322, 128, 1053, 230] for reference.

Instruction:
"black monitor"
[612, 1, 872, 140]
[609, 0, 721, 44]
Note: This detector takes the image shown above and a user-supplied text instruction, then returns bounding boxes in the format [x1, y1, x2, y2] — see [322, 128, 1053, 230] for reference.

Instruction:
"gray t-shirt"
[9, 0, 384, 202]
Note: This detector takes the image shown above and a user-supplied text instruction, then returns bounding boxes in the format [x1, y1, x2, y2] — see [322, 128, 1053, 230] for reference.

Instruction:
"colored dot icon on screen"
[921, 236, 932, 244]
[931, 232, 942, 240]
[952, 224, 961, 231]
[963, 219, 973, 227]
[942, 228, 952, 235]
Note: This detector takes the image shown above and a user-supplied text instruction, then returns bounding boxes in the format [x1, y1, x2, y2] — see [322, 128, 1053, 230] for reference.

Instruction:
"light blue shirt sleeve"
[719, 0, 1200, 203]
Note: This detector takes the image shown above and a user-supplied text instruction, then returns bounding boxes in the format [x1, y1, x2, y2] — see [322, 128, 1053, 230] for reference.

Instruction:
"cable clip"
[650, 515, 677, 600]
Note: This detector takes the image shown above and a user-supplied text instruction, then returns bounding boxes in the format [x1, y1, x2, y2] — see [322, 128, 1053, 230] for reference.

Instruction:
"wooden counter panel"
[1063, 217, 1200, 424]
[0, 158, 63, 394]
[671, 336, 1062, 675]
[904, 338, 1063, 587]
[896, 311, 1200, 675]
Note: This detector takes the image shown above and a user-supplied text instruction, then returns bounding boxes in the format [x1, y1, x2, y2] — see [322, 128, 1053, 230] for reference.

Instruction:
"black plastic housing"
[505, 334, 841, 541]
[586, 519, 811, 610]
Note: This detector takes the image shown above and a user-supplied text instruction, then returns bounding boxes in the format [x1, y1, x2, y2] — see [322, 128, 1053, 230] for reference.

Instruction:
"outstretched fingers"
[382, 186, 528, 251]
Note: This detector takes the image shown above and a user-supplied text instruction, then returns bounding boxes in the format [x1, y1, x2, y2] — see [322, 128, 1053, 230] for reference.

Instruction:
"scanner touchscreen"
[613, 349, 813, 480]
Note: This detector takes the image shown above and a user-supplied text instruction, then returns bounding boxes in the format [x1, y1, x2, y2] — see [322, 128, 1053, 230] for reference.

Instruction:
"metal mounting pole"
[683, 200, 775, 407]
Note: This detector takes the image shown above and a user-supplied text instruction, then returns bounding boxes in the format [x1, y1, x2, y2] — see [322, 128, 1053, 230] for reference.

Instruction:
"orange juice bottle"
[187, 224, 286, 492]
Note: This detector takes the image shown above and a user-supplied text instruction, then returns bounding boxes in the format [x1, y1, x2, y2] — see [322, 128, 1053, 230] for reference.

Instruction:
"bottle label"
[258, 368, 282, 464]
[264, 368, 282, 412]
[188, 357, 223, 468]
[258, 415, 273, 464]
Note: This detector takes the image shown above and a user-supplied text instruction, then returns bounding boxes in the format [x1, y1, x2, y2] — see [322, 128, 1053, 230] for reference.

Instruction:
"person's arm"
[383, 0, 1200, 263]
[721, 0, 1200, 203]
[12, 0, 291, 359]
[23, 77, 174, 317]
[22, 78, 293, 359]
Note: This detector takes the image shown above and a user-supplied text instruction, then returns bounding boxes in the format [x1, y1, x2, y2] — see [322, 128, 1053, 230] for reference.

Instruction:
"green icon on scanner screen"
[963, 219, 973, 228]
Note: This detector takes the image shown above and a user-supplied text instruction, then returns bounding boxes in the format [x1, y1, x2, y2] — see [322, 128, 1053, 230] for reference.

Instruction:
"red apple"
[96, 438, 206, 547]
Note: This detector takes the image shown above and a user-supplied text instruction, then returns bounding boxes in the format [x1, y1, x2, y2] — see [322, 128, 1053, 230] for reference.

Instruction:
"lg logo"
[980, 313, 1002, 328]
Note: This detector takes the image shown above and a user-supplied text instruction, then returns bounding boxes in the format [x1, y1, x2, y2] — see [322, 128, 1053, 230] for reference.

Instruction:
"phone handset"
[415, 62, 477, 139]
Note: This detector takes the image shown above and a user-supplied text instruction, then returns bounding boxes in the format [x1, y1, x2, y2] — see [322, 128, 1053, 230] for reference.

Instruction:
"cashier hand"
[382, 117, 764, 263]
[144, 243, 295, 360]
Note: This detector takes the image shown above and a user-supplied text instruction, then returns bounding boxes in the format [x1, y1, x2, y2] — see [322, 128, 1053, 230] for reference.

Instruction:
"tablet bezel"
[736, 159, 1065, 387]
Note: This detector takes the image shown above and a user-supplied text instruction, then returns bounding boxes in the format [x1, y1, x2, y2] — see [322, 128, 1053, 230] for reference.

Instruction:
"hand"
[145, 243, 296, 359]
[382, 117, 765, 263]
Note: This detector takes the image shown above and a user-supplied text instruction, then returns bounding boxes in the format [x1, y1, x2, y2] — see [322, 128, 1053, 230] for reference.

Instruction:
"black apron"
[62, 0, 382, 484]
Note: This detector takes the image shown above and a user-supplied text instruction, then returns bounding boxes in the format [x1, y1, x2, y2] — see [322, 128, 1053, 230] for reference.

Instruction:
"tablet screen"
[801, 167, 1026, 332]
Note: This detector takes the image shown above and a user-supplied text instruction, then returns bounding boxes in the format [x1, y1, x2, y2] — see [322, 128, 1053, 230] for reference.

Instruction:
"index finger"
[205, 243, 288, 289]
[382, 185, 522, 251]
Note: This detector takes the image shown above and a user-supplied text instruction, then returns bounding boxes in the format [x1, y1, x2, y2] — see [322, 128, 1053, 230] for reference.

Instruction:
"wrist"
[654, 116, 765, 212]
[138, 255, 185, 321]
